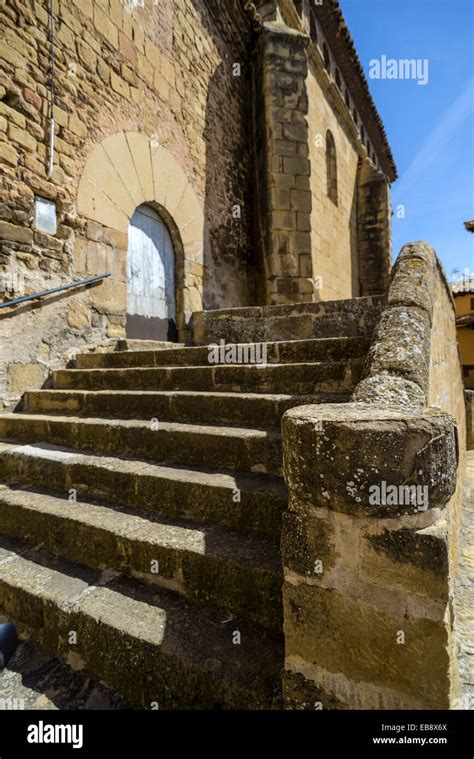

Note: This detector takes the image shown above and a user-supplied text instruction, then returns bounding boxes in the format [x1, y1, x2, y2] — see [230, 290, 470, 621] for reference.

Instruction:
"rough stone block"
[361, 521, 449, 601]
[283, 582, 449, 708]
[67, 300, 90, 329]
[283, 669, 347, 710]
[283, 156, 310, 175]
[7, 363, 47, 397]
[358, 305, 431, 398]
[0, 102, 25, 128]
[93, 7, 118, 48]
[0, 142, 18, 167]
[9, 124, 36, 151]
[110, 71, 130, 99]
[68, 114, 87, 138]
[388, 242, 437, 317]
[282, 503, 336, 576]
[0, 221, 33, 245]
[282, 403, 458, 517]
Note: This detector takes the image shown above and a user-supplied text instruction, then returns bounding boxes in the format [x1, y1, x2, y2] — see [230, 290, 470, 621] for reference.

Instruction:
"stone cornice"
[276, 0, 397, 181]
[312, 0, 397, 181]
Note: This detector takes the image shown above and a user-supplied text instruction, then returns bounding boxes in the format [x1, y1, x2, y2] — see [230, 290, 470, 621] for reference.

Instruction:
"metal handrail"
[0, 273, 111, 309]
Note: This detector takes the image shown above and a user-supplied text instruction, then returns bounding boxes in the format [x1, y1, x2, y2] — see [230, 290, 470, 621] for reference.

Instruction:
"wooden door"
[126, 204, 177, 341]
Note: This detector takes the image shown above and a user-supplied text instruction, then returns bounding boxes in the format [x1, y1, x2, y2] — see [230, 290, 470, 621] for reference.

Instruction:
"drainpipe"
[47, 0, 55, 179]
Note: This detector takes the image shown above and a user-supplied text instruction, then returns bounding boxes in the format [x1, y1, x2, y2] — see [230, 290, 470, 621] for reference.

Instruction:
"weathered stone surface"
[0, 141, 18, 166]
[283, 669, 347, 710]
[355, 306, 431, 400]
[22, 387, 350, 429]
[452, 451, 474, 708]
[357, 160, 392, 297]
[283, 403, 458, 517]
[0, 485, 281, 630]
[6, 362, 46, 396]
[72, 335, 369, 369]
[352, 373, 426, 408]
[0, 635, 128, 710]
[0, 413, 284, 476]
[252, 22, 314, 304]
[283, 582, 449, 709]
[0, 322, 378, 707]
[0, 220, 33, 244]
[50, 360, 360, 395]
[0, 540, 282, 709]
[192, 295, 384, 345]
[67, 301, 90, 329]
[281, 240, 465, 713]
[387, 242, 437, 316]
[0, 443, 286, 539]
[361, 522, 449, 601]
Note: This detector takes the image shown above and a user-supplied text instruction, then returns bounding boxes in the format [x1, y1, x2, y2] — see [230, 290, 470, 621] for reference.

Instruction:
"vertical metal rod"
[47, 0, 55, 178]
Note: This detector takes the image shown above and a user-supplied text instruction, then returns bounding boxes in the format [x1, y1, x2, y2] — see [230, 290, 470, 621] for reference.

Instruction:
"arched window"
[326, 130, 338, 205]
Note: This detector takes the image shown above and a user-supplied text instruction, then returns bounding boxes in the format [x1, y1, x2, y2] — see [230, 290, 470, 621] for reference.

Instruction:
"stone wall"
[428, 267, 467, 703]
[251, 22, 315, 305]
[306, 59, 359, 300]
[250, 16, 393, 306]
[357, 158, 391, 297]
[0, 0, 253, 407]
[282, 241, 464, 709]
[250, 3, 394, 305]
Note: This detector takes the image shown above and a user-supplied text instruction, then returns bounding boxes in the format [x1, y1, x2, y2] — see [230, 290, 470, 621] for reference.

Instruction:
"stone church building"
[0, 0, 395, 402]
[0, 0, 470, 711]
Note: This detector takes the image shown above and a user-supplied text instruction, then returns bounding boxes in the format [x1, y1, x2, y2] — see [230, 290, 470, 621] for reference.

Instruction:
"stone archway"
[76, 131, 206, 340]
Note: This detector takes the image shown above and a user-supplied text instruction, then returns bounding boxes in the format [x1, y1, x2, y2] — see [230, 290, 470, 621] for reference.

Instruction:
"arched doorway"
[77, 131, 206, 342]
[126, 203, 177, 341]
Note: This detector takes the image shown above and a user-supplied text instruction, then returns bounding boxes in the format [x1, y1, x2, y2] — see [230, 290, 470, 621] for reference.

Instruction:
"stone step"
[51, 360, 363, 394]
[21, 389, 350, 428]
[0, 443, 286, 538]
[0, 414, 283, 475]
[191, 295, 384, 344]
[116, 339, 183, 352]
[0, 484, 281, 629]
[0, 633, 129, 710]
[0, 536, 282, 708]
[74, 336, 371, 369]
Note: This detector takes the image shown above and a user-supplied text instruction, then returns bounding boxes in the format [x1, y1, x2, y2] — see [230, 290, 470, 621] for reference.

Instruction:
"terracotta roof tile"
[315, 0, 397, 180]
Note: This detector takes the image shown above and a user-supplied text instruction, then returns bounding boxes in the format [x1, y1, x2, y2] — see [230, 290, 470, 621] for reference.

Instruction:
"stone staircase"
[0, 296, 382, 709]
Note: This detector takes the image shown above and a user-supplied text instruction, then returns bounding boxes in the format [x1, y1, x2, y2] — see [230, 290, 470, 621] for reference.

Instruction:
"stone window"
[335, 69, 342, 89]
[34, 196, 57, 235]
[326, 130, 338, 206]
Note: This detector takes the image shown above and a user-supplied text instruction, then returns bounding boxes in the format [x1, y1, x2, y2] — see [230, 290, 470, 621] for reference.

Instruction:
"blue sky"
[342, 0, 474, 279]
